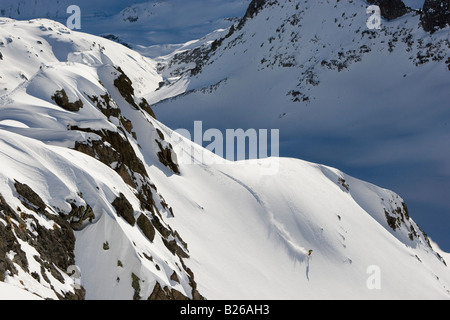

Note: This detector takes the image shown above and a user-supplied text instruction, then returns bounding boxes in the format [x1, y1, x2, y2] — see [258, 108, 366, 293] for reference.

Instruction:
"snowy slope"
[0, 18, 201, 300]
[142, 124, 450, 299]
[0, 16, 449, 300]
[152, 0, 450, 251]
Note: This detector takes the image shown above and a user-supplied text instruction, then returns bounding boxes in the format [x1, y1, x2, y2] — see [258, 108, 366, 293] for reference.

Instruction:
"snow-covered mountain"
[0, 1, 449, 300]
[0, 0, 250, 52]
[0, 18, 203, 300]
[151, 0, 450, 251]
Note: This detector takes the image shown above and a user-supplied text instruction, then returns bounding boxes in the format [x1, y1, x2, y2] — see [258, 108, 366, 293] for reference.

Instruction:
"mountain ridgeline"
[0, 0, 449, 300]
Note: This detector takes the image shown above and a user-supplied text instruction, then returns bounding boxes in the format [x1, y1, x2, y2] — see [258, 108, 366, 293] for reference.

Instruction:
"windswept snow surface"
[0, 282, 43, 300]
[0, 16, 449, 300]
[145, 126, 450, 299]
[2, 1, 448, 252]
[152, 0, 450, 251]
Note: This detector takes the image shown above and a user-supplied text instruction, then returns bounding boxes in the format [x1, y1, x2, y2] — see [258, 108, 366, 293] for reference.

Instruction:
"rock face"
[112, 193, 136, 226]
[51, 89, 83, 112]
[137, 214, 156, 242]
[0, 183, 86, 300]
[421, 0, 450, 33]
[244, 0, 268, 19]
[0, 18, 203, 300]
[367, 0, 408, 20]
[147, 281, 203, 300]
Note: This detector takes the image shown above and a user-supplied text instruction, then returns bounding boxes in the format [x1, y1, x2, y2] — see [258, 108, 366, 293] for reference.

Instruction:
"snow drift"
[0, 13, 449, 300]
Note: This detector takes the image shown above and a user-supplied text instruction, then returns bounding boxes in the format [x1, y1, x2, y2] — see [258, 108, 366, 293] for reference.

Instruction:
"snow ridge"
[152, 0, 450, 254]
[0, 3, 449, 300]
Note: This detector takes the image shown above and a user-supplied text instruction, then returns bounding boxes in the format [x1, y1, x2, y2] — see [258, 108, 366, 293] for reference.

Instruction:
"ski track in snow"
[217, 169, 309, 262]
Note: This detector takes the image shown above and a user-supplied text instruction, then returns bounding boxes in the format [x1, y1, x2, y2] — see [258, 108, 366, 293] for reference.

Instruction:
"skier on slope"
[308, 250, 313, 256]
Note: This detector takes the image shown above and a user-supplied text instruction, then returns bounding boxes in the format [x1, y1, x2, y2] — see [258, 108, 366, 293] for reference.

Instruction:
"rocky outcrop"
[65, 202, 95, 231]
[112, 193, 136, 226]
[113, 66, 156, 118]
[0, 194, 28, 282]
[51, 89, 83, 112]
[155, 139, 180, 175]
[137, 213, 156, 242]
[148, 281, 188, 300]
[367, 0, 408, 20]
[0, 182, 86, 300]
[72, 127, 147, 188]
[421, 0, 450, 33]
[244, 0, 268, 19]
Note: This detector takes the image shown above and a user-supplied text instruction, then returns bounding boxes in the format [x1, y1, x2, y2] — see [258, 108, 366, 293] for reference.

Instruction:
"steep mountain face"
[0, 6, 449, 300]
[0, 18, 202, 300]
[152, 0, 450, 250]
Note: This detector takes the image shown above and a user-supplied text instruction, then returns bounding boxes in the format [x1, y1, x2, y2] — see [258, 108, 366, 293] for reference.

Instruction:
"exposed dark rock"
[367, 0, 408, 20]
[51, 89, 83, 112]
[163, 238, 190, 259]
[71, 127, 148, 188]
[0, 195, 27, 280]
[99, 129, 147, 178]
[182, 262, 205, 301]
[401, 202, 410, 220]
[131, 272, 141, 300]
[66, 203, 95, 230]
[0, 188, 85, 300]
[114, 66, 137, 108]
[14, 180, 46, 212]
[170, 271, 180, 283]
[136, 183, 157, 214]
[101, 34, 132, 49]
[120, 117, 134, 135]
[137, 213, 155, 242]
[150, 214, 171, 239]
[113, 66, 156, 118]
[385, 209, 399, 230]
[149, 212, 189, 258]
[244, 0, 268, 19]
[148, 281, 189, 300]
[338, 178, 350, 192]
[112, 193, 135, 226]
[88, 94, 121, 119]
[139, 98, 156, 119]
[155, 139, 180, 175]
[421, 0, 450, 33]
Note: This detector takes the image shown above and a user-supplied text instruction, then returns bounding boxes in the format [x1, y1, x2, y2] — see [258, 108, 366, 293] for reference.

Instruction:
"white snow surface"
[152, 0, 450, 252]
[0, 281, 43, 300]
[0, 15, 448, 300]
